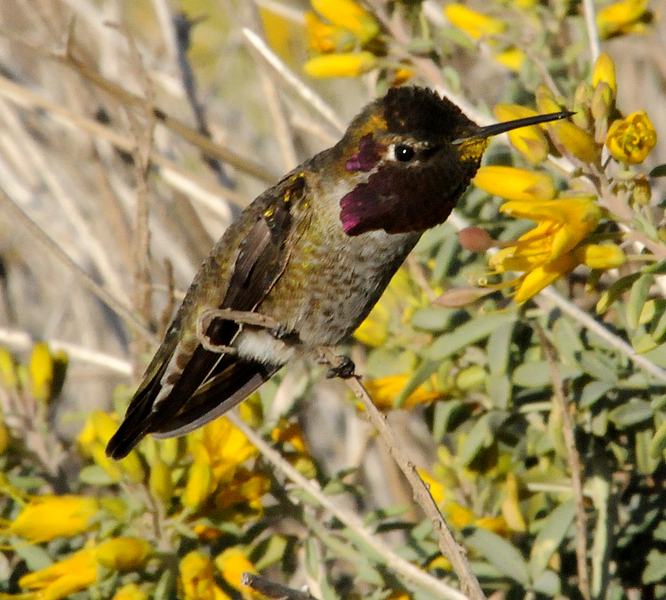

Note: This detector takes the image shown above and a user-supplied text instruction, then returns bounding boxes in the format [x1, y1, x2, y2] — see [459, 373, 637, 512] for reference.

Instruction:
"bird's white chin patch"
[234, 328, 298, 365]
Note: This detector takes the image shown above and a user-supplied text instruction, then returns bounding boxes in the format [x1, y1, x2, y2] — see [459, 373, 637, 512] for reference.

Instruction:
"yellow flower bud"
[577, 244, 627, 269]
[159, 436, 183, 465]
[304, 52, 376, 78]
[591, 82, 614, 125]
[96, 537, 153, 571]
[473, 166, 557, 202]
[311, 0, 379, 44]
[606, 111, 657, 164]
[112, 583, 149, 600]
[8, 495, 98, 542]
[29, 342, 53, 403]
[632, 175, 652, 205]
[119, 450, 146, 484]
[183, 459, 215, 509]
[592, 52, 617, 96]
[444, 3, 505, 39]
[0, 349, 18, 390]
[149, 457, 174, 505]
[180, 551, 231, 600]
[494, 104, 550, 164]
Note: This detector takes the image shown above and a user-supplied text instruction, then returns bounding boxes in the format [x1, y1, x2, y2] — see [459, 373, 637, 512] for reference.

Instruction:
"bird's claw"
[326, 355, 356, 379]
[269, 324, 300, 343]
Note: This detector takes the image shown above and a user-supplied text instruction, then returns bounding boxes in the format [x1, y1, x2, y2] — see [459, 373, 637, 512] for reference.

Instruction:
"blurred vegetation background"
[1, 0, 666, 599]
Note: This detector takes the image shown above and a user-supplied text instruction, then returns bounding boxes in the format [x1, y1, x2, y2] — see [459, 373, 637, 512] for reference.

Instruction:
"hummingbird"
[106, 86, 570, 459]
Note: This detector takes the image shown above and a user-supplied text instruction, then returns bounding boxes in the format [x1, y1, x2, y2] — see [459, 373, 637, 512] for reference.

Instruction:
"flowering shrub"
[0, 1, 665, 599]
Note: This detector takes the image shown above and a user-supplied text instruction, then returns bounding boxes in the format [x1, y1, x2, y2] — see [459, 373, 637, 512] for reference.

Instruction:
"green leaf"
[457, 411, 508, 467]
[253, 535, 288, 571]
[529, 500, 575, 579]
[14, 544, 52, 572]
[643, 549, 666, 584]
[78, 465, 117, 486]
[428, 313, 516, 361]
[432, 399, 466, 441]
[486, 373, 511, 409]
[649, 164, 666, 178]
[512, 361, 581, 388]
[608, 399, 653, 429]
[626, 274, 654, 330]
[487, 321, 515, 376]
[411, 307, 454, 331]
[395, 360, 439, 407]
[464, 527, 530, 585]
[578, 351, 619, 382]
[579, 381, 614, 408]
[649, 416, 666, 458]
[597, 272, 641, 314]
[305, 537, 320, 579]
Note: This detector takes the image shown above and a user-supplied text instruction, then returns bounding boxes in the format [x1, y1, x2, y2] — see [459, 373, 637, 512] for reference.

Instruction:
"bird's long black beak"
[452, 109, 574, 145]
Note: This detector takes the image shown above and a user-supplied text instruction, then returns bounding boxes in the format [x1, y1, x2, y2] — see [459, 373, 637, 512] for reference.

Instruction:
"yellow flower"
[16, 546, 98, 600]
[494, 105, 550, 164]
[149, 457, 174, 505]
[111, 583, 148, 600]
[474, 166, 556, 203]
[95, 537, 153, 571]
[606, 111, 657, 164]
[304, 52, 376, 78]
[597, 0, 650, 38]
[364, 375, 441, 409]
[6, 495, 98, 543]
[489, 196, 611, 302]
[190, 417, 258, 484]
[305, 12, 349, 53]
[311, 0, 379, 44]
[272, 419, 308, 454]
[179, 551, 231, 600]
[215, 548, 258, 597]
[444, 4, 505, 39]
[494, 47, 525, 72]
[215, 470, 270, 518]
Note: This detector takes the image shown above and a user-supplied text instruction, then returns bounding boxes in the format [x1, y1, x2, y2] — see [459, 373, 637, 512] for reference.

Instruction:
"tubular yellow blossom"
[494, 105, 550, 164]
[215, 548, 258, 592]
[192, 417, 258, 483]
[489, 196, 606, 302]
[95, 537, 153, 571]
[18, 547, 98, 600]
[597, 0, 650, 38]
[304, 52, 376, 78]
[444, 4, 505, 39]
[364, 375, 441, 409]
[91, 410, 119, 445]
[311, 0, 379, 44]
[215, 471, 270, 516]
[7, 495, 98, 543]
[473, 166, 557, 203]
[498, 197, 602, 260]
[606, 111, 657, 164]
[305, 12, 349, 53]
[179, 551, 231, 600]
[592, 52, 617, 95]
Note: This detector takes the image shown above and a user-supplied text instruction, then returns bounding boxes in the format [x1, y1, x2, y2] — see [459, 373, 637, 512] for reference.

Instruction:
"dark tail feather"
[152, 360, 281, 438]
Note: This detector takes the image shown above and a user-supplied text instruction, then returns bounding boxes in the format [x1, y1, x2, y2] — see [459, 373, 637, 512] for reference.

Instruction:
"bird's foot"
[326, 354, 356, 379]
[269, 324, 300, 343]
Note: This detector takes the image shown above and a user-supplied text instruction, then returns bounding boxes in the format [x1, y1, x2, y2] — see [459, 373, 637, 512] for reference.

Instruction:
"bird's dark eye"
[394, 144, 415, 162]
